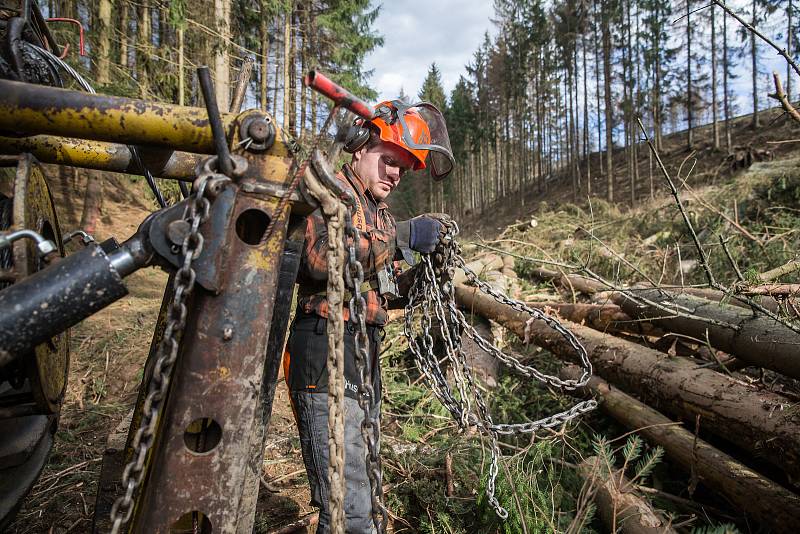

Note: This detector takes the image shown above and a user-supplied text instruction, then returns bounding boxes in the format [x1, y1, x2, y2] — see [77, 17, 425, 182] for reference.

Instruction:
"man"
[284, 100, 454, 533]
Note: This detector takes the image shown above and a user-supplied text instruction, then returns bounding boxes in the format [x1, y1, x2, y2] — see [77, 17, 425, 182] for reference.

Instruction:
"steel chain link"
[404, 217, 597, 520]
[344, 212, 389, 533]
[108, 161, 227, 534]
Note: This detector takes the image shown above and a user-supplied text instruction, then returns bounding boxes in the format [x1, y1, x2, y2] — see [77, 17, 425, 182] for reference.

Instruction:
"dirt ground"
[6, 169, 314, 533]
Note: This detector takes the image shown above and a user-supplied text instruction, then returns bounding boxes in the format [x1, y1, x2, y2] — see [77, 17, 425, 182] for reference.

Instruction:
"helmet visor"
[394, 101, 455, 180]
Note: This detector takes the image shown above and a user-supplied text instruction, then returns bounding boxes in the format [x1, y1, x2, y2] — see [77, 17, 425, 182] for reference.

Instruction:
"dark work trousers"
[285, 311, 383, 534]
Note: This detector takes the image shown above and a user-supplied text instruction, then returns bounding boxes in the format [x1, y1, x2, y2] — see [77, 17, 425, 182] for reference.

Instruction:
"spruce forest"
[2, 0, 800, 533]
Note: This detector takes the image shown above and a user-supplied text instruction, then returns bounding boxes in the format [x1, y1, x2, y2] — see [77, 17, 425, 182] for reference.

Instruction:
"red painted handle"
[304, 71, 374, 120]
[46, 18, 86, 57]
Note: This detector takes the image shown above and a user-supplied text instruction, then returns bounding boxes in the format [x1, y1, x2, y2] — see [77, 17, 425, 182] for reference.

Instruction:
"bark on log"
[522, 266, 606, 295]
[524, 301, 660, 337]
[678, 287, 779, 313]
[564, 369, 800, 532]
[578, 456, 676, 534]
[612, 289, 800, 379]
[454, 283, 800, 483]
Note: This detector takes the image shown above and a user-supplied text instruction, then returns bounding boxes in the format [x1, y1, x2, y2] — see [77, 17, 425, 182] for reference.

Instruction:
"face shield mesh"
[393, 101, 455, 180]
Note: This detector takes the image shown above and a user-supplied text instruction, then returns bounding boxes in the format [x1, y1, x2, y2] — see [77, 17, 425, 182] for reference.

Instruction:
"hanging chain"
[404, 217, 597, 519]
[108, 162, 226, 534]
[323, 200, 348, 534]
[344, 212, 389, 533]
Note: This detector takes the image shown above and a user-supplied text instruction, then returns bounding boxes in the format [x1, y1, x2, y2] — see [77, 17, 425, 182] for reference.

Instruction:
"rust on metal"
[126, 112, 302, 533]
[0, 135, 201, 180]
[0, 79, 236, 153]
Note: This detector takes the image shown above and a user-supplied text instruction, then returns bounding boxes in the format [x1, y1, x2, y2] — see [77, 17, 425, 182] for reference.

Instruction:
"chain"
[404, 218, 597, 520]
[108, 162, 224, 534]
[262, 109, 339, 245]
[324, 200, 348, 534]
[344, 212, 388, 533]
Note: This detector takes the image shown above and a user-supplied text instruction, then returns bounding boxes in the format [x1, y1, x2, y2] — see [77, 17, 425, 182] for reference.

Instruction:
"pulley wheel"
[9, 154, 70, 413]
[0, 154, 67, 530]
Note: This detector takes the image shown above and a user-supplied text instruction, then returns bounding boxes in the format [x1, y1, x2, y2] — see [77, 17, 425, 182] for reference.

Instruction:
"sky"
[363, 1, 498, 103]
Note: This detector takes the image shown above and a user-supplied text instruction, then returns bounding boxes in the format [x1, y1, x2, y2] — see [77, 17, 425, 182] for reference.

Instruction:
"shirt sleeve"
[302, 209, 396, 281]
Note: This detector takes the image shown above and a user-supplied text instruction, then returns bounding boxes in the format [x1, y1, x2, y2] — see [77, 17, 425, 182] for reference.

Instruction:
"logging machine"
[0, 2, 382, 530]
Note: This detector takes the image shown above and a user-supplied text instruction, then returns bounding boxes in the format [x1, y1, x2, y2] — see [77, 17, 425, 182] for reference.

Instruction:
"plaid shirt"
[296, 165, 397, 326]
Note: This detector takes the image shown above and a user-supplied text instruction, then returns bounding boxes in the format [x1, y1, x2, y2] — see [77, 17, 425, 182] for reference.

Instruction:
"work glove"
[396, 215, 444, 265]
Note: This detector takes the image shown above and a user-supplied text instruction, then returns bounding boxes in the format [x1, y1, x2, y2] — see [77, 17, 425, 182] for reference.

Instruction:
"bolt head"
[167, 220, 192, 246]
[247, 118, 271, 143]
[222, 327, 234, 341]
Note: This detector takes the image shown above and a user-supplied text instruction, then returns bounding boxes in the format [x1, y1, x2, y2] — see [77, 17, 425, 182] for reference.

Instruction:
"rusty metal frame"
[0, 79, 237, 153]
[0, 136, 201, 180]
[0, 78, 311, 533]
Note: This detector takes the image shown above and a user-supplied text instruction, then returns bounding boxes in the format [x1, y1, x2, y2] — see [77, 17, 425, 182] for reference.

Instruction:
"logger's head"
[345, 100, 455, 201]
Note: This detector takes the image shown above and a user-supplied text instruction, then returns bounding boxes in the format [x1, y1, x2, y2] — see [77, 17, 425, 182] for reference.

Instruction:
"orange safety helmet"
[370, 101, 431, 170]
[343, 100, 455, 180]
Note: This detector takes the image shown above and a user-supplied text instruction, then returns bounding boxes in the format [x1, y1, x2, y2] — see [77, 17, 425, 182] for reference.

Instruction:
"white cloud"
[363, 1, 497, 103]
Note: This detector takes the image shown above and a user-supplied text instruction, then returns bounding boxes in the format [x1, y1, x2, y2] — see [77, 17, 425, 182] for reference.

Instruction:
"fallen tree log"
[612, 288, 800, 379]
[454, 283, 800, 483]
[564, 369, 800, 532]
[577, 456, 676, 534]
[521, 266, 606, 295]
[524, 301, 660, 337]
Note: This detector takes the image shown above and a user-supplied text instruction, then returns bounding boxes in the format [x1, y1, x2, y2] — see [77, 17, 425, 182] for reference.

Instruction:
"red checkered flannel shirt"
[296, 165, 397, 326]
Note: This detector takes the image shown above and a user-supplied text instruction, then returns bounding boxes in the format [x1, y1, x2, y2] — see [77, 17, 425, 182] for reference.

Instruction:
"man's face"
[351, 141, 417, 202]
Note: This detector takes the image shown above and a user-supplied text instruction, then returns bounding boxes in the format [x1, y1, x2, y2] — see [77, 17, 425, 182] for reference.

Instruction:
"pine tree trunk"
[300, 6, 309, 139]
[137, 1, 151, 98]
[582, 32, 591, 197]
[288, 10, 297, 137]
[272, 32, 280, 117]
[282, 7, 291, 132]
[723, 12, 732, 152]
[456, 284, 800, 487]
[214, 0, 231, 112]
[96, 0, 112, 85]
[601, 0, 614, 202]
[566, 372, 800, 534]
[653, 3, 663, 151]
[626, 1, 634, 207]
[119, 2, 128, 68]
[711, 7, 720, 150]
[789, 0, 794, 98]
[178, 27, 185, 106]
[79, 171, 102, 236]
[751, 0, 760, 128]
[593, 3, 604, 177]
[687, 0, 693, 149]
[260, 2, 270, 111]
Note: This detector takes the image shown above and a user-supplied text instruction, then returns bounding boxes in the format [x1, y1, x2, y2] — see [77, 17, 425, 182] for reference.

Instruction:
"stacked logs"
[453, 256, 800, 532]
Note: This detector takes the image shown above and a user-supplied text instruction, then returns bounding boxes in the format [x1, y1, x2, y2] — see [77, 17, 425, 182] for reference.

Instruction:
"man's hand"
[396, 216, 444, 264]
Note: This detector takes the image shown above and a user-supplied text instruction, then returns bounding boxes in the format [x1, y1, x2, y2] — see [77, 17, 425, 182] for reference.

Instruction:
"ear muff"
[343, 120, 371, 154]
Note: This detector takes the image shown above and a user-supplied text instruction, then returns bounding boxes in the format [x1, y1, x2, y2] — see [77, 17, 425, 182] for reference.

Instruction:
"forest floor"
[6, 105, 800, 533]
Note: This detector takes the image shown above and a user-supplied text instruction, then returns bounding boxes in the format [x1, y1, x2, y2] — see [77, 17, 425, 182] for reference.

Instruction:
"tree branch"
[768, 72, 800, 124]
[710, 0, 800, 80]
